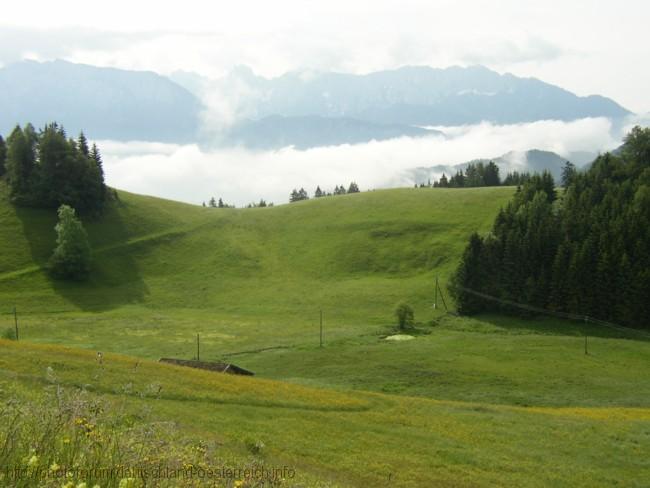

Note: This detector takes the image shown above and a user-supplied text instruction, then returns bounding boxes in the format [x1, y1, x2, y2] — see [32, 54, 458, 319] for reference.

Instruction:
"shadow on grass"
[14, 197, 149, 312]
[449, 313, 650, 342]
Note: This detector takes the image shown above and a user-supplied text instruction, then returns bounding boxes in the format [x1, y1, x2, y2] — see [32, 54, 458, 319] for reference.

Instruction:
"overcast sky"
[1, 0, 649, 113]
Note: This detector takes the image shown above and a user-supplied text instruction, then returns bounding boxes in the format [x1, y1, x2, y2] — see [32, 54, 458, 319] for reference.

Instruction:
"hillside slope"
[0, 182, 512, 318]
[2, 338, 648, 487]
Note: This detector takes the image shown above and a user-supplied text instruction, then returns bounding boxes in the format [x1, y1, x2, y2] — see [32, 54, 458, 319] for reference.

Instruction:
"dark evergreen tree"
[0, 135, 6, 177]
[315, 186, 323, 198]
[348, 182, 360, 193]
[4, 123, 106, 214]
[5, 125, 36, 201]
[451, 126, 650, 328]
[484, 161, 500, 186]
[78, 132, 90, 157]
[561, 161, 576, 187]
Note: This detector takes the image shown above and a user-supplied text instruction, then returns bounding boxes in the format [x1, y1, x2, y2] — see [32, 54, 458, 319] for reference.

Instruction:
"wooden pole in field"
[319, 310, 323, 348]
[13, 306, 19, 341]
[434, 276, 438, 309]
[197, 333, 200, 361]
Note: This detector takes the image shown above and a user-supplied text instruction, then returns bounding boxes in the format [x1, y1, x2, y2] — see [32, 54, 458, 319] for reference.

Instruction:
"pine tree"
[218, 198, 225, 208]
[484, 161, 500, 186]
[209, 197, 217, 207]
[78, 132, 90, 157]
[90, 143, 105, 187]
[439, 173, 449, 187]
[5, 125, 36, 200]
[0, 135, 6, 177]
[561, 161, 576, 187]
[315, 186, 323, 198]
[348, 182, 360, 193]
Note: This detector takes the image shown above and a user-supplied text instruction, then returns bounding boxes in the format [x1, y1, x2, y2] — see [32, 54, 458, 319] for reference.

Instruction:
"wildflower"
[62, 482, 74, 488]
[27, 455, 39, 467]
[234, 481, 244, 488]
[77, 483, 88, 488]
[50, 462, 61, 471]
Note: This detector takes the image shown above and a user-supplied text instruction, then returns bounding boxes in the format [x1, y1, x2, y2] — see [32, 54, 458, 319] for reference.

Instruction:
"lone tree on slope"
[49, 204, 91, 280]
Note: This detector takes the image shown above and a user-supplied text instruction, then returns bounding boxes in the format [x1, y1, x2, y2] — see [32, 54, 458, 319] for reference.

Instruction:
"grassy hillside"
[0, 182, 513, 357]
[2, 339, 649, 487]
[2, 182, 649, 486]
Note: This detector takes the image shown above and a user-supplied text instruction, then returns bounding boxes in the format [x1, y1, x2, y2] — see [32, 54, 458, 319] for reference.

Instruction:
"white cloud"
[101, 118, 618, 206]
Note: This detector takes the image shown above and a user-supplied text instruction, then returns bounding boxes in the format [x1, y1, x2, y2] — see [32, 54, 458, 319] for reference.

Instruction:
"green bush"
[395, 303, 415, 330]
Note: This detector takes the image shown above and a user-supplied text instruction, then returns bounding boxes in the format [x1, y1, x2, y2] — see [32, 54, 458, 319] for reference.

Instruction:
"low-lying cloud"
[101, 117, 621, 206]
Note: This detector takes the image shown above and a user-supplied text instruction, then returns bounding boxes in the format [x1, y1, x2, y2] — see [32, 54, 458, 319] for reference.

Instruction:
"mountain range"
[0, 60, 201, 142]
[0, 60, 632, 147]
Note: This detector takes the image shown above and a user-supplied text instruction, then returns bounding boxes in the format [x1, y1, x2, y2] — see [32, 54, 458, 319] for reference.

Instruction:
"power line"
[454, 285, 650, 339]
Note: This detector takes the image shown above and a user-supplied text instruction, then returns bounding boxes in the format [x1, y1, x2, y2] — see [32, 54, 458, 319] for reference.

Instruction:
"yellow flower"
[234, 481, 244, 488]
[27, 455, 39, 467]
[77, 483, 88, 488]
[50, 462, 61, 471]
[62, 483, 74, 488]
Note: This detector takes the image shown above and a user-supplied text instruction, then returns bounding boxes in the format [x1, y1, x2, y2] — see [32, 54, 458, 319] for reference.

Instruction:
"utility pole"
[319, 310, 323, 348]
[13, 306, 19, 341]
[196, 333, 200, 361]
[434, 276, 438, 309]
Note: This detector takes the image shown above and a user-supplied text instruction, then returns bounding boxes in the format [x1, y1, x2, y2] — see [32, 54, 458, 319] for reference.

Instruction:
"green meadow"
[1, 181, 649, 487]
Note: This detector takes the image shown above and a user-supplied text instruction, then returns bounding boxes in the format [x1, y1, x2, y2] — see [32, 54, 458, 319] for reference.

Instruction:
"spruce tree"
[561, 161, 576, 187]
[78, 132, 90, 157]
[484, 161, 500, 186]
[5, 125, 35, 200]
[0, 135, 6, 177]
[348, 182, 360, 193]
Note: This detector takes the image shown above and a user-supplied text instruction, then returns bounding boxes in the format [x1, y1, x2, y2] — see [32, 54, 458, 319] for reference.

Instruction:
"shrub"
[395, 303, 415, 330]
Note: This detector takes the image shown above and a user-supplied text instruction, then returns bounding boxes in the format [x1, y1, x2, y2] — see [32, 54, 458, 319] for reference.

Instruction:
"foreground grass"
[1, 339, 649, 487]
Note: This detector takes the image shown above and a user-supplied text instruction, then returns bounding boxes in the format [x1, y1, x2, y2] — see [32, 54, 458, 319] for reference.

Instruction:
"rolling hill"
[1, 183, 649, 486]
[0, 182, 512, 353]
